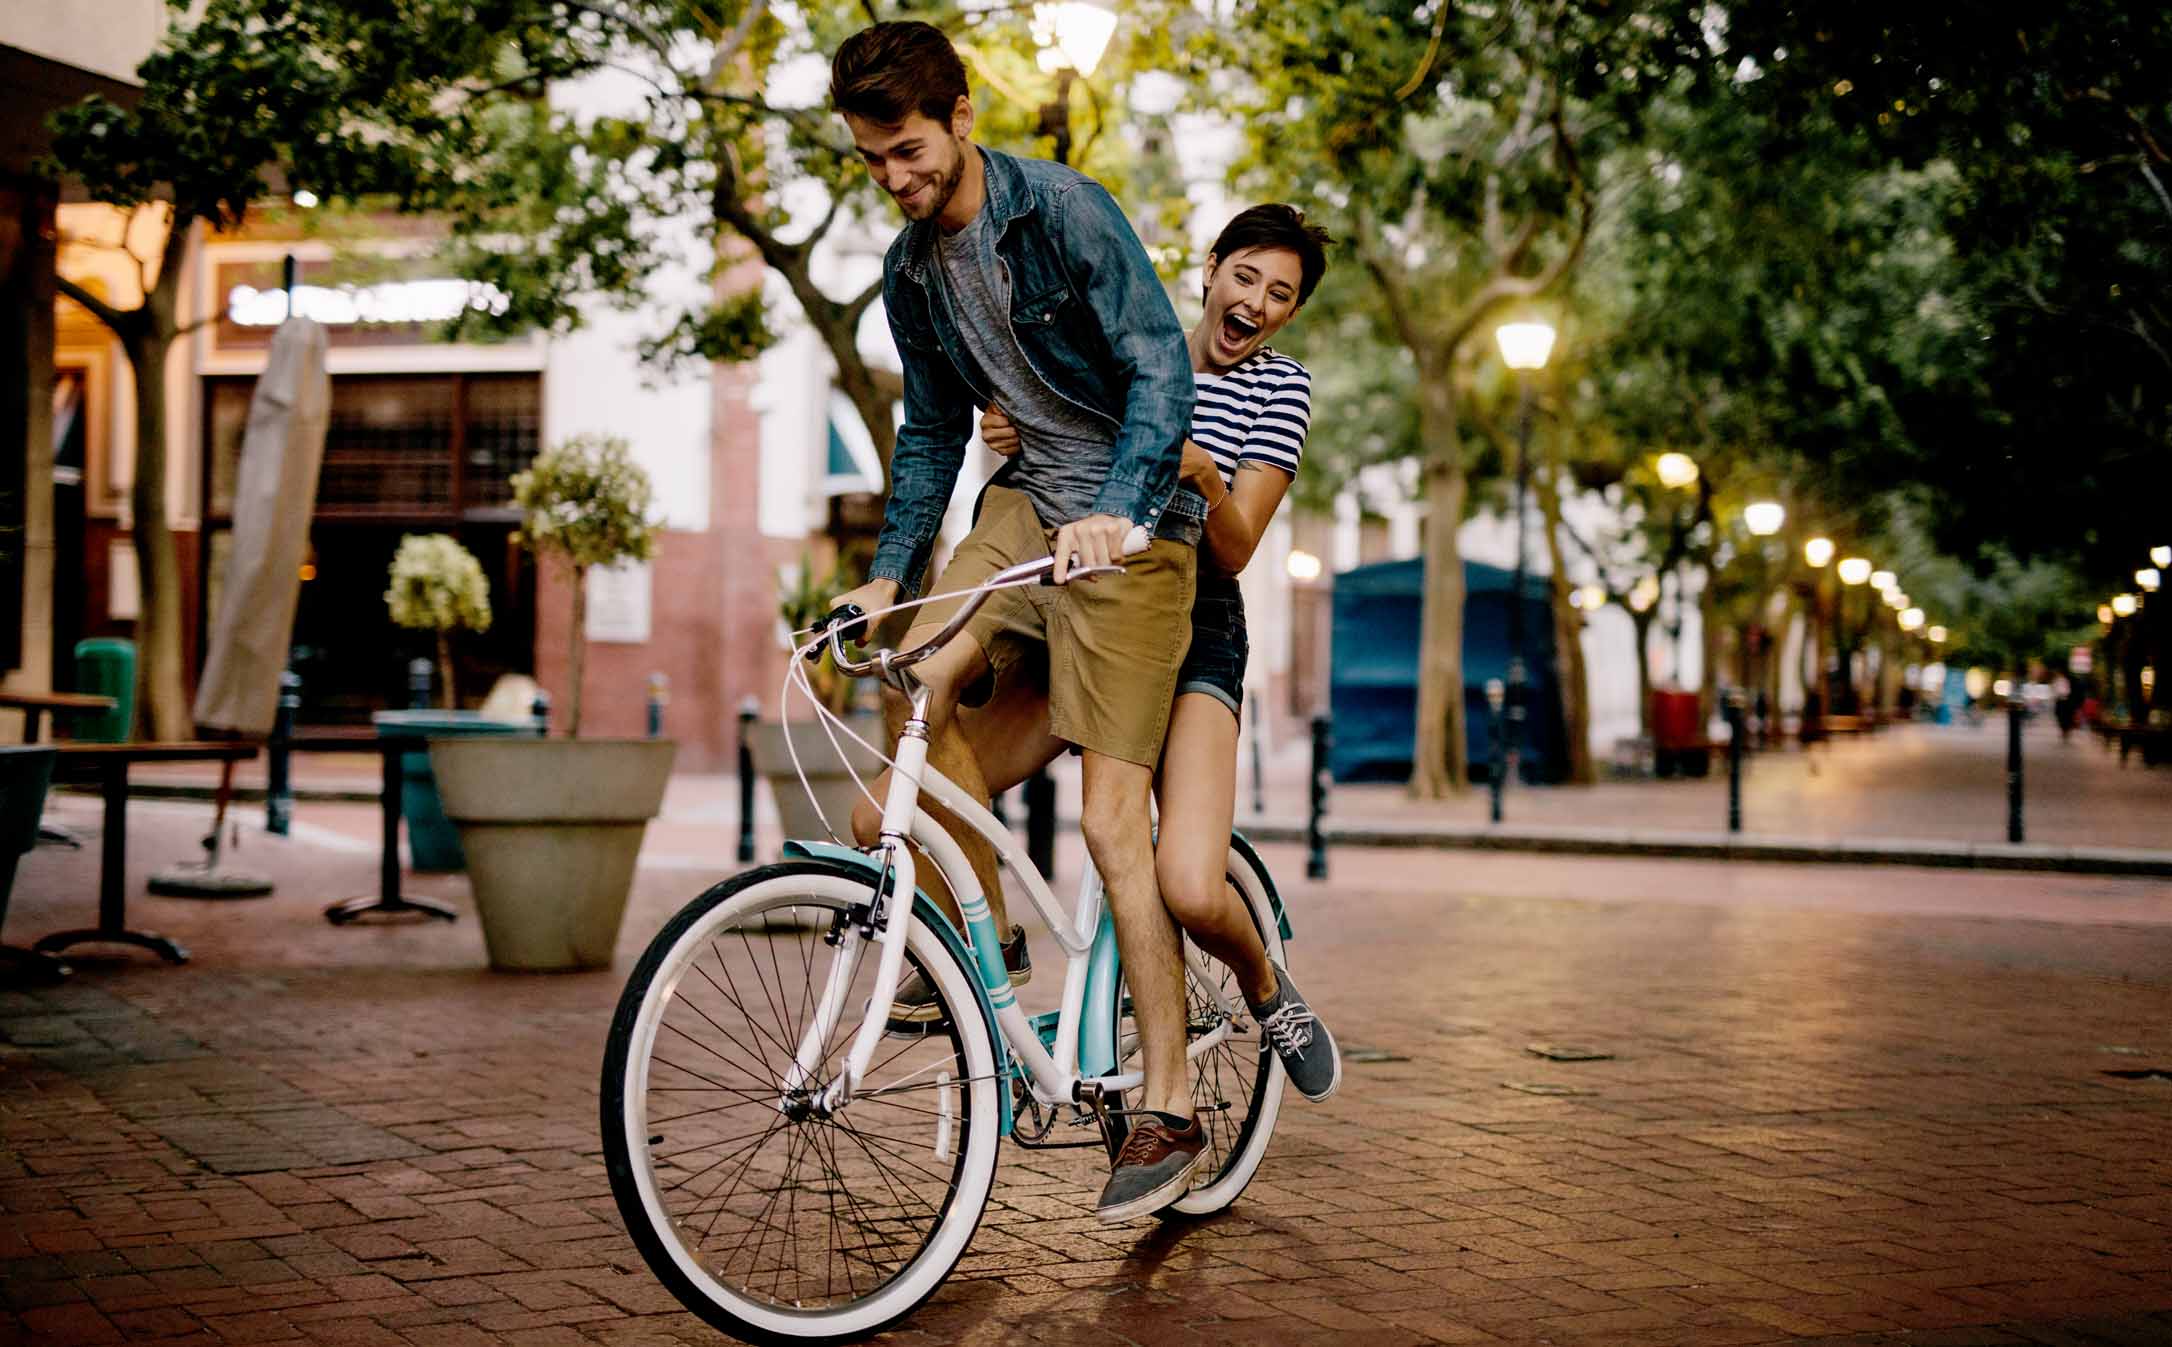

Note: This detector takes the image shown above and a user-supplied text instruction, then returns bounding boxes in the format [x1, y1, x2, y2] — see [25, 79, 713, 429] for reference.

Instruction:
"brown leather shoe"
[1093, 1114, 1205, 1223]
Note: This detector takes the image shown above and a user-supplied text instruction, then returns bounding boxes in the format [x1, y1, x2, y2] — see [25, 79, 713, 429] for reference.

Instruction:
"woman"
[980, 204, 1340, 1102]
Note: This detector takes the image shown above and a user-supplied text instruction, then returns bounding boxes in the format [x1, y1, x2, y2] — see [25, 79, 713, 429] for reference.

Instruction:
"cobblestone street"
[4, 786, 2169, 1346]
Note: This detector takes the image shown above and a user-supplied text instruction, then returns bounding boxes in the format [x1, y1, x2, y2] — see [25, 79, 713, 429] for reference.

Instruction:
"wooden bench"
[0, 689, 117, 743]
[33, 742, 259, 966]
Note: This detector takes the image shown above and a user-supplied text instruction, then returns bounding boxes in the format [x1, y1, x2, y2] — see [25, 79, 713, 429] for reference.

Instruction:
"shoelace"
[1259, 1002, 1317, 1059]
[1115, 1119, 1187, 1168]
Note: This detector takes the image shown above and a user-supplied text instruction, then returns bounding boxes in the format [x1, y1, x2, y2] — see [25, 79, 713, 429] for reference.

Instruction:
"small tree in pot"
[430, 433, 673, 971]
[511, 433, 658, 735]
[384, 533, 493, 707]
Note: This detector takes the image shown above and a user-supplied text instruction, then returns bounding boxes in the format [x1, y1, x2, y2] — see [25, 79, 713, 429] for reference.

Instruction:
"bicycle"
[599, 535, 1298, 1343]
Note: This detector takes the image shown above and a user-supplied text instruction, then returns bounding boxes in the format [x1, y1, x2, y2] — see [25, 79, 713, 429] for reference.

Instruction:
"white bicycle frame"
[780, 558, 1238, 1120]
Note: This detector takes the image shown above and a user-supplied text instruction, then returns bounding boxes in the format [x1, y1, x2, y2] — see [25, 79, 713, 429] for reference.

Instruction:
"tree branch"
[705, 0, 771, 88]
[1353, 207, 1427, 354]
[54, 274, 130, 336]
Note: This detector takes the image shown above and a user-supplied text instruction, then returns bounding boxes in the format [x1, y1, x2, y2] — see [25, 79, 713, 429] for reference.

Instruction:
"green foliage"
[512, 434, 659, 573]
[777, 553, 859, 715]
[384, 534, 493, 636]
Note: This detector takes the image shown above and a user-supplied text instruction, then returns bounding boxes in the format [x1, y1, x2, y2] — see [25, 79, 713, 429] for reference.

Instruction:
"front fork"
[786, 679, 936, 1115]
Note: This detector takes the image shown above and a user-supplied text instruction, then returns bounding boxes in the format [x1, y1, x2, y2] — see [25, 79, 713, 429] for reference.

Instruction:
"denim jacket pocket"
[1011, 282, 1071, 330]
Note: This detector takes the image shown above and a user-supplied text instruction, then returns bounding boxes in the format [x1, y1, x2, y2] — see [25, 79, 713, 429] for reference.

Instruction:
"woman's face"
[1197, 246, 1305, 371]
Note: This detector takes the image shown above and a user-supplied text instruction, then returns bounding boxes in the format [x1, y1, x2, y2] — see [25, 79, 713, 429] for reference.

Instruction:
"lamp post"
[1741, 503, 1785, 744]
[1803, 536, 1834, 741]
[1032, 2, 1116, 166]
[1495, 319, 1556, 804]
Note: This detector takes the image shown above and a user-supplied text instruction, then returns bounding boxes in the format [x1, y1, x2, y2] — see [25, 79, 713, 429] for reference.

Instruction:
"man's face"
[1198, 246, 1305, 370]
[845, 102, 970, 223]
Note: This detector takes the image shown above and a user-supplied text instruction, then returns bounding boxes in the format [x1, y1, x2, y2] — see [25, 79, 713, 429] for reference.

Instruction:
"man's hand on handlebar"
[1051, 513, 1132, 585]
[822, 577, 898, 649]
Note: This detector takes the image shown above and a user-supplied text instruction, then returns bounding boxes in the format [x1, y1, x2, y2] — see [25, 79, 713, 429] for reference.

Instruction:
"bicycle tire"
[601, 860, 1000, 1344]
[1103, 839, 1287, 1217]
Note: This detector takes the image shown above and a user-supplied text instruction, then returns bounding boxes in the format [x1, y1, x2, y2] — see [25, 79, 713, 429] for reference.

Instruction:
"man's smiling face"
[846, 101, 971, 223]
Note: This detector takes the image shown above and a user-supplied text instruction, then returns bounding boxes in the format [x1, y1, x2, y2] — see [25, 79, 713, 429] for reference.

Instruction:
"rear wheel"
[601, 861, 1000, 1343]
[1106, 840, 1286, 1216]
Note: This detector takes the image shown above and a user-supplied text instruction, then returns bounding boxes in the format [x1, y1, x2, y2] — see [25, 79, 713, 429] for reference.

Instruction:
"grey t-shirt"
[935, 208, 1200, 544]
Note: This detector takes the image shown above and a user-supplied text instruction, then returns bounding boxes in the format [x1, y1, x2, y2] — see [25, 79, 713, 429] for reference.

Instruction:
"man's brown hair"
[829, 21, 969, 125]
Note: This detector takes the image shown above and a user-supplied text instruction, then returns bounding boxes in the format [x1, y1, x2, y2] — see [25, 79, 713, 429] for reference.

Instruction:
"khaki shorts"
[893, 485, 1195, 768]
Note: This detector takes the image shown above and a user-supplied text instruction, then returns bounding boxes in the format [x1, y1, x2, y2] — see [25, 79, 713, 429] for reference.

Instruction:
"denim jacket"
[869, 147, 1195, 592]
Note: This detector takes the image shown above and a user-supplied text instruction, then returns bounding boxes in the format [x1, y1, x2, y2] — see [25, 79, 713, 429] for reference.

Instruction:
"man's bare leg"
[1081, 749, 1189, 1120]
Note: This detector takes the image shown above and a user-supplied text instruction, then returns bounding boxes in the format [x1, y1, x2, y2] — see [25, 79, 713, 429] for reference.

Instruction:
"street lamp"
[1654, 452, 1699, 490]
[1928, 625, 1948, 644]
[1804, 536, 1835, 568]
[2138, 567, 2162, 593]
[1743, 502, 1786, 537]
[1032, 2, 1116, 165]
[2154, 545, 2171, 569]
[1570, 583, 1606, 611]
[2099, 604, 2116, 625]
[1870, 569, 1896, 594]
[1286, 548, 1322, 582]
[1494, 317, 1555, 813]
[1899, 607, 1924, 632]
[1629, 573, 1661, 612]
[1838, 557, 1872, 586]
[2112, 593, 2138, 617]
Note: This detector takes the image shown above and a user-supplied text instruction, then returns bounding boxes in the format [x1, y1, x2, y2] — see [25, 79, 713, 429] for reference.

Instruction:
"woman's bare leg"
[1153, 692, 1277, 1006]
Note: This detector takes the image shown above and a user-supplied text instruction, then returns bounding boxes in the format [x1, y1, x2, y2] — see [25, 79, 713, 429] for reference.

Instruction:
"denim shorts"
[1176, 574, 1248, 717]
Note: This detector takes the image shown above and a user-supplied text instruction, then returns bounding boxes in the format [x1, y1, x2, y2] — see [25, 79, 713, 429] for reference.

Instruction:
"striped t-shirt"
[1192, 348, 1312, 486]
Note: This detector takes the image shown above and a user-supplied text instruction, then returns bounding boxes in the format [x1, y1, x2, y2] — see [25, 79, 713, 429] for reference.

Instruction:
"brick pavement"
[3, 796, 2171, 1345]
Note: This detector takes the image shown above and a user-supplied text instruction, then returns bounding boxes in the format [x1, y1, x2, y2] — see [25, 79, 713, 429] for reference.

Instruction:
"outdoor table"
[283, 732, 458, 925]
[0, 689, 116, 743]
[34, 741, 259, 965]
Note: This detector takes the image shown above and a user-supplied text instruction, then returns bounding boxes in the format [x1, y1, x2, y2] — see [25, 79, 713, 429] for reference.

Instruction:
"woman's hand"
[980, 402, 1020, 456]
[1179, 438, 1223, 495]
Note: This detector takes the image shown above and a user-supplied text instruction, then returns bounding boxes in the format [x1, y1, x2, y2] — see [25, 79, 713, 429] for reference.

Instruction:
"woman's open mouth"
[1218, 312, 1261, 350]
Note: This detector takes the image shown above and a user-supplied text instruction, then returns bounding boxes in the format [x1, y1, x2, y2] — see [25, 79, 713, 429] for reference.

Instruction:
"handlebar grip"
[1120, 524, 1150, 557]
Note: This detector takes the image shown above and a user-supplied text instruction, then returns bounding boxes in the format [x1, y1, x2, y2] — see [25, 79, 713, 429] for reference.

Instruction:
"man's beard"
[900, 144, 967, 221]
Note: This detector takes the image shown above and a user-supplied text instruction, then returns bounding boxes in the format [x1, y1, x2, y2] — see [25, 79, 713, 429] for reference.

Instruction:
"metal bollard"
[2007, 697, 2025, 843]
[1485, 678, 1507, 824]
[530, 690, 552, 737]
[1025, 768, 1056, 881]
[737, 698, 758, 863]
[408, 657, 433, 710]
[1726, 692, 1745, 834]
[646, 672, 669, 739]
[266, 669, 300, 836]
[1306, 713, 1331, 880]
[1249, 693, 1265, 816]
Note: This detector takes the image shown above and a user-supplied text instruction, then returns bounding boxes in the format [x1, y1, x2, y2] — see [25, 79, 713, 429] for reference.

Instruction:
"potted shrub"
[376, 533, 522, 871]
[746, 554, 886, 847]
[428, 434, 676, 971]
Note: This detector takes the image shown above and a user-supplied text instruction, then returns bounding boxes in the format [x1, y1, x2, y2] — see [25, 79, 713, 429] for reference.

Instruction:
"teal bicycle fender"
[1230, 830, 1295, 942]
[781, 840, 1014, 1136]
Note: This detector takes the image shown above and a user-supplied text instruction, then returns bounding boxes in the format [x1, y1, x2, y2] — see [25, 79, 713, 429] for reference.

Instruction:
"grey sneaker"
[886, 924, 1031, 1032]
[1250, 964, 1340, 1102]
[1093, 1113, 1205, 1223]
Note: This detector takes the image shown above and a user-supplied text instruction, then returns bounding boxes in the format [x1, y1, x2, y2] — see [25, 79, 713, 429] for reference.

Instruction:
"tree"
[42, 0, 597, 736]
[1191, 0, 1710, 796]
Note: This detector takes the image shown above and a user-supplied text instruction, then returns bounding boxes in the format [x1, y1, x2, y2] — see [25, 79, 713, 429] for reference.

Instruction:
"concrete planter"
[430, 737, 676, 972]
[745, 712, 887, 849]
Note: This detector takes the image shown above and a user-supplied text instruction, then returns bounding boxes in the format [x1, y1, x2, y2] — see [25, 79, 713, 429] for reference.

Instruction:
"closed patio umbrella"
[152, 315, 330, 896]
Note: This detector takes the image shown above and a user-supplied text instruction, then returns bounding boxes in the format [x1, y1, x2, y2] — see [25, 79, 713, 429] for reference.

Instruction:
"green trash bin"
[71, 638, 136, 742]
[373, 710, 532, 871]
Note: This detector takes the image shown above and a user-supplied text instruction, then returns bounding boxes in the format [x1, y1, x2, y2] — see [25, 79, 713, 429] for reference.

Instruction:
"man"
[824, 20, 1208, 1223]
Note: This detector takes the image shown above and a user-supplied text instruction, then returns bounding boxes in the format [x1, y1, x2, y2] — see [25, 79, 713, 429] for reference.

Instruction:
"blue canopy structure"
[1327, 557, 1568, 784]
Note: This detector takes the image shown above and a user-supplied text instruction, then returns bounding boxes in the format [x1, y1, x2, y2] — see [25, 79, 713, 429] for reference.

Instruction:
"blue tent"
[1327, 558, 1568, 784]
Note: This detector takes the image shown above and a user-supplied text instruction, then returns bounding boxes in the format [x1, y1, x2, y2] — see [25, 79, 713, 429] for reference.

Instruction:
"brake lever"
[807, 603, 867, 663]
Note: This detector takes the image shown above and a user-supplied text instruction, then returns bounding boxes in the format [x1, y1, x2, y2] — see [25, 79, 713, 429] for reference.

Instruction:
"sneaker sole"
[1093, 1149, 1204, 1225]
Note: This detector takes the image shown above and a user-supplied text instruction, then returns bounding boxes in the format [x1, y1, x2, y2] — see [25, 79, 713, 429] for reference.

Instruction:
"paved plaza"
[3, 729, 2171, 1346]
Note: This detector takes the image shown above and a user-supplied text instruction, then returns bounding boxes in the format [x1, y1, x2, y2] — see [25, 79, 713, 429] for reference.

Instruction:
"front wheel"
[601, 860, 1001, 1344]
[1105, 839, 1287, 1217]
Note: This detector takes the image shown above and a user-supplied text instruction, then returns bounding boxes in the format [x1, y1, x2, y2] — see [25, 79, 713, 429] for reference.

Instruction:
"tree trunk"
[830, 351, 899, 488]
[1535, 453, 1594, 785]
[436, 630, 456, 709]
[1409, 373, 1469, 798]
[1696, 561, 1721, 733]
[567, 563, 588, 737]
[1632, 608, 1657, 738]
[126, 303, 189, 740]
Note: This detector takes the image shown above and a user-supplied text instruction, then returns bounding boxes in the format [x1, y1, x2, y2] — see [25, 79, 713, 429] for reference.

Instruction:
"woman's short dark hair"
[1208, 205, 1334, 305]
[829, 21, 969, 126]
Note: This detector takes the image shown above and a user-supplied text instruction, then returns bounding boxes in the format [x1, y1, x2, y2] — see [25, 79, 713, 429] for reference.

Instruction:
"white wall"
[2, 0, 168, 84]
